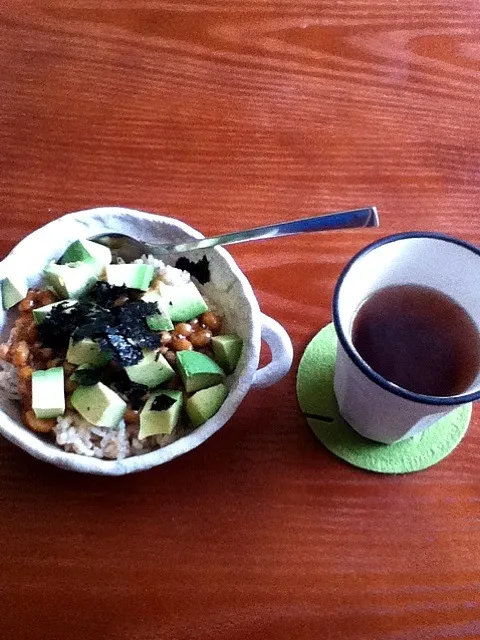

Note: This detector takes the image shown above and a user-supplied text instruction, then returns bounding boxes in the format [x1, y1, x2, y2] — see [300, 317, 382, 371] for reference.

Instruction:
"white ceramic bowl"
[0, 207, 293, 474]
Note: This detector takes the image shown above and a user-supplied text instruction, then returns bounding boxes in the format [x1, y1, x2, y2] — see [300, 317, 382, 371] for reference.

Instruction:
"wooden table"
[1, 2, 480, 639]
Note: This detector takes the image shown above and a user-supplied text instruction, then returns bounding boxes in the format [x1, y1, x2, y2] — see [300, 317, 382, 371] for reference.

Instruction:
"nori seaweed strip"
[72, 368, 102, 386]
[37, 292, 161, 364]
[88, 281, 130, 308]
[108, 369, 149, 410]
[99, 329, 143, 366]
[175, 255, 210, 284]
[151, 394, 176, 412]
[112, 301, 160, 350]
[38, 301, 108, 348]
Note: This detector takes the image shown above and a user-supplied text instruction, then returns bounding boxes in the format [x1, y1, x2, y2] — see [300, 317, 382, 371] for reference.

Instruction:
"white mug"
[332, 232, 480, 444]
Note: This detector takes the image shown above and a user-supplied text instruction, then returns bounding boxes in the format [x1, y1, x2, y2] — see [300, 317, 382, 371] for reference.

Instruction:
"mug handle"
[251, 313, 293, 389]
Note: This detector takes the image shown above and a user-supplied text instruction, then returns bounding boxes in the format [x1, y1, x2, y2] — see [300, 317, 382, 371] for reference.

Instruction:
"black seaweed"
[38, 301, 108, 349]
[108, 369, 149, 410]
[88, 281, 131, 308]
[99, 329, 143, 367]
[175, 255, 210, 285]
[112, 301, 159, 350]
[151, 394, 176, 412]
[72, 368, 102, 386]
[71, 307, 112, 342]
[38, 295, 160, 366]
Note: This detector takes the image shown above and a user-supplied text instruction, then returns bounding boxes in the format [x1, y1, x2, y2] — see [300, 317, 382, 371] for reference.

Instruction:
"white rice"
[0, 360, 21, 400]
[54, 411, 187, 460]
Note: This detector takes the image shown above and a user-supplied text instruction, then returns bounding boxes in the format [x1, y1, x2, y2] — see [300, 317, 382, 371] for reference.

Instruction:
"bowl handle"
[251, 314, 293, 389]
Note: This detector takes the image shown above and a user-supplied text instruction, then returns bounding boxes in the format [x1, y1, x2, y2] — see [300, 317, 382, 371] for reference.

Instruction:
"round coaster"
[297, 323, 472, 474]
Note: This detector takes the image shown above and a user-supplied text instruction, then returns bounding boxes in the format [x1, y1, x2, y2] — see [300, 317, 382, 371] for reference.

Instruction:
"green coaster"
[297, 323, 472, 474]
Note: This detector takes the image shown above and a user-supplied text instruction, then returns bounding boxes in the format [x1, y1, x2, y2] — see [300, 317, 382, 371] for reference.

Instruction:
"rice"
[0, 360, 21, 400]
[53, 410, 187, 460]
[55, 412, 144, 459]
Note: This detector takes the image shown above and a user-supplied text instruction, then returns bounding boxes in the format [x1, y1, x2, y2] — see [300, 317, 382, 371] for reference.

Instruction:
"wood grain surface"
[1, 2, 480, 639]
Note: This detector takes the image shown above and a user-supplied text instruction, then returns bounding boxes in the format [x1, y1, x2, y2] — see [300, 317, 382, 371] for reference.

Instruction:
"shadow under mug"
[332, 232, 480, 444]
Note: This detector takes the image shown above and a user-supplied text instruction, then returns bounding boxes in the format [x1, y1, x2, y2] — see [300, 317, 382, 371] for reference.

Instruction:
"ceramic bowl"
[0, 207, 293, 474]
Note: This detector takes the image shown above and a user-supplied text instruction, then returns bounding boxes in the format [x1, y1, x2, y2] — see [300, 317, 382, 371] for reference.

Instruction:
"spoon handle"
[154, 207, 379, 254]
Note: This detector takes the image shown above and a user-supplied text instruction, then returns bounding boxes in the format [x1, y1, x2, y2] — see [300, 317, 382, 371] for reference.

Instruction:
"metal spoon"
[90, 206, 379, 262]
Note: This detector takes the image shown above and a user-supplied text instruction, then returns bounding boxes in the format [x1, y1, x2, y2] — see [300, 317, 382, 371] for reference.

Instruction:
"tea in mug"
[352, 284, 480, 396]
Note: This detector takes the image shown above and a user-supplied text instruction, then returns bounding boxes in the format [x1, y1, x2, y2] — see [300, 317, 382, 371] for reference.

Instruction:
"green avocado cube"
[58, 239, 112, 276]
[157, 281, 208, 322]
[33, 300, 77, 324]
[66, 338, 111, 367]
[71, 382, 126, 428]
[211, 334, 243, 374]
[32, 367, 65, 419]
[43, 261, 97, 299]
[139, 390, 182, 439]
[125, 349, 174, 388]
[176, 350, 225, 393]
[186, 383, 228, 427]
[141, 290, 174, 331]
[105, 264, 154, 291]
[2, 275, 28, 310]
[146, 313, 174, 331]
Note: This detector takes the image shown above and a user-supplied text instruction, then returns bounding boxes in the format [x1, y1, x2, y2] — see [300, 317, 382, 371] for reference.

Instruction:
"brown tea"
[352, 284, 480, 396]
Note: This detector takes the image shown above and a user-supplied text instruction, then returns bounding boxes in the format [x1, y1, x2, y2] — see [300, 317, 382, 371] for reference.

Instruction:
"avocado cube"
[58, 239, 112, 276]
[32, 367, 65, 419]
[211, 334, 243, 374]
[176, 350, 225, 393]
[157, 281, 208, 322]
[146, 313, 174, 331]
[186, 383, 228, 427]
[105, 264, 154, 291]
[33, 300, 77, 324]
[2, 275, 28, 310]
[125, 349, 175, 388]
[71, 382, 126, 427]
[141, 290, 174, 331]
[66, 338, 111, 367]
[139, 390, 182, 439]
[43, 261, 97, 299]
